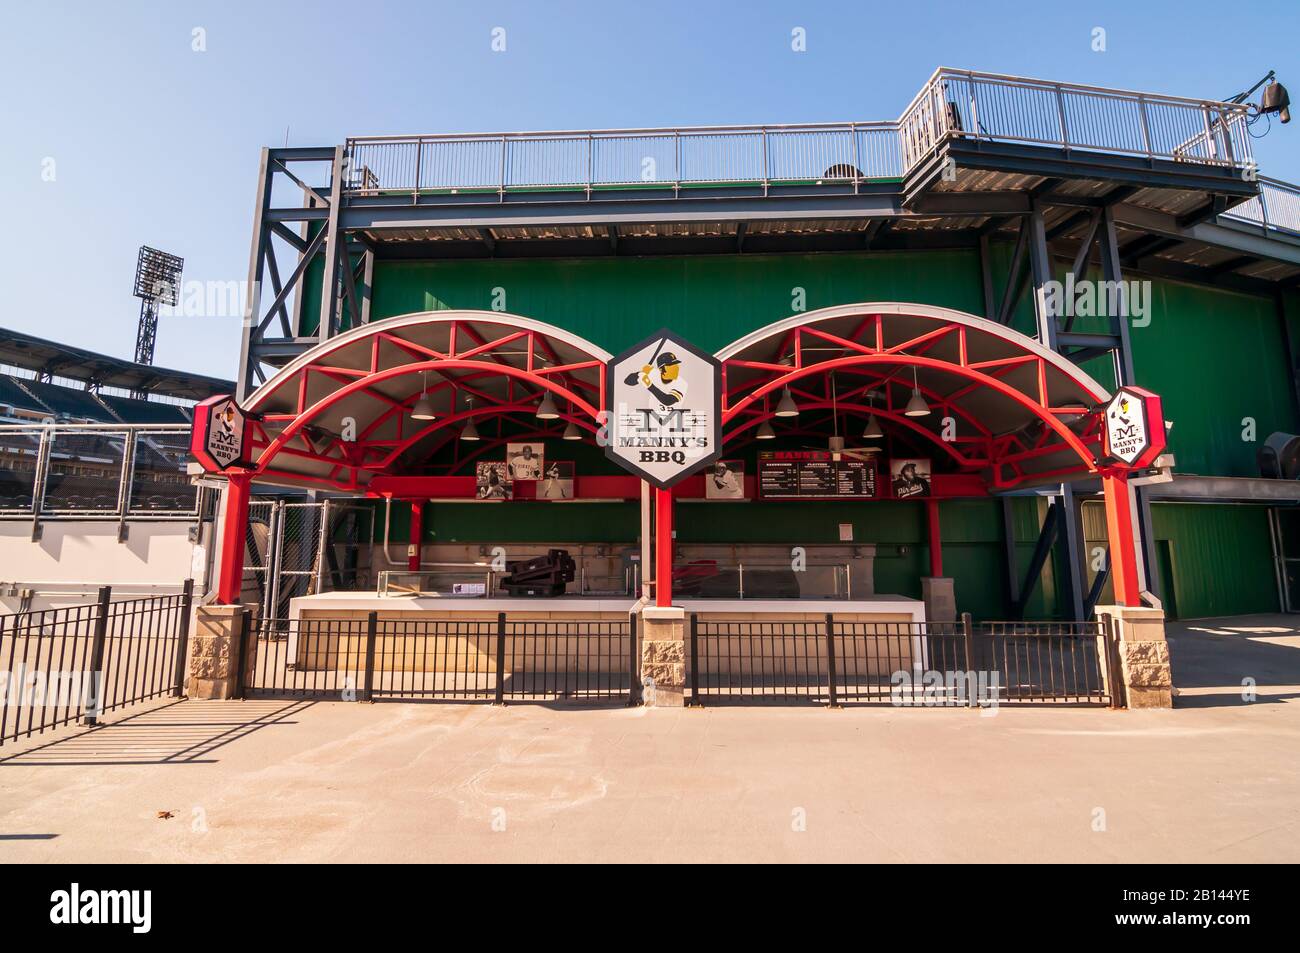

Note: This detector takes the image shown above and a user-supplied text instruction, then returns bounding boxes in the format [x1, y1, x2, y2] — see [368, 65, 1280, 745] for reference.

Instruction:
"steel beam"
[1027, 201, 1060, 349]
[317, 146, 346, 342]
[237, 148, 274, 401]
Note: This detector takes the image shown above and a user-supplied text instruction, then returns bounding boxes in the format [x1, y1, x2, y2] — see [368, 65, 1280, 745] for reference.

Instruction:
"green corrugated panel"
[1149, 503, 1279, 618]
[370, 251, 986, 354]
[425, 501, 638, 544]
[1130, 281, 1297, 477]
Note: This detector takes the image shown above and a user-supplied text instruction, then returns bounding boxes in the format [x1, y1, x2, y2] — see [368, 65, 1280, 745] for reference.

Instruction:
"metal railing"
[242, 611, 638, 704]
[688, 612, 1116, 707]
[0, 423, 198, 520]
[1221, 177, 1300, 235]
[0, 580, 194, 746]
[899, 68, 1252, 169]
[346, 122, 902, 195]
[344, 68, 1254, 199]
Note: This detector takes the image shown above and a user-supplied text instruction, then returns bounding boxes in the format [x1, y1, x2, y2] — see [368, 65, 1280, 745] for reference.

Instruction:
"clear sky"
[2, 0, 1297, 382]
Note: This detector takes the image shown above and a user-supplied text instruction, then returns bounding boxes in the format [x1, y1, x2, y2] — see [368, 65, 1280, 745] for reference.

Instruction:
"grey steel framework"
[236, 66, 1300, 620]
[238, 67, 1299, 396]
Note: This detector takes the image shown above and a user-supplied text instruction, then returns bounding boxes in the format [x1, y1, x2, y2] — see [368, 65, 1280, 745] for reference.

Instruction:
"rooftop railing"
[342, 68, 1300, 239]
[898, 69, 1253, 170]
[346, 121, 904, 194]
[344, 68, 1255, 195]
[1220, 177, 1300, 235]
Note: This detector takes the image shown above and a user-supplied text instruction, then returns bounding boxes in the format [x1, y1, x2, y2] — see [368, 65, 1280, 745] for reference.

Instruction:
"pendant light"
[563, 420, 581, 440]
[536, 392, 559, 420]
[863, 391, 884, 440]
[460, 396, 480, 441]
[774, 387, 799, 417]
[410, 371, 436, 421]
[756, 420, 776, 440]
[904, 367, 930, 417]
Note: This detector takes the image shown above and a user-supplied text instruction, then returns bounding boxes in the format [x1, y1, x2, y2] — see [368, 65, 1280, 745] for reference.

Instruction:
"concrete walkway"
[1, 615, 1297, 863]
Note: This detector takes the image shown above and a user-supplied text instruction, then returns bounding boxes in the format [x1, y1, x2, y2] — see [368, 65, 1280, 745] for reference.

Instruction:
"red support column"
[1102, 470, 1142, 607]
[408, 500, 424, 572]
[215, 472, 252, 605]
[926, 497, 943, 577]
[655, 487, 674, 607]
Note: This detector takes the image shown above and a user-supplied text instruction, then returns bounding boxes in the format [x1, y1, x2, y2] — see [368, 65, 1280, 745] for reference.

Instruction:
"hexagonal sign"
[1101, 386, 1166, 469]
[190, 395, 250, 471]
[604, 329, 722, 489]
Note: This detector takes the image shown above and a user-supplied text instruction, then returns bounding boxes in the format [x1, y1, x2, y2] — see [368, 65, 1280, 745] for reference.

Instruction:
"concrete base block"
[921, 577, 955, 624]
[1094, 604, 1172, 709]
[640, 606, 685, 707]
[187, 605, 249, 700]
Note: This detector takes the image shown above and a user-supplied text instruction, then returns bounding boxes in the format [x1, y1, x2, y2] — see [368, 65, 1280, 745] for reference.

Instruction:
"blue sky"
[2, 0, 1297, 382]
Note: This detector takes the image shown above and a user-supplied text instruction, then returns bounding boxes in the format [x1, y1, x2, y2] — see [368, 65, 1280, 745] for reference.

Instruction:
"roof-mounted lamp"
[410, 371, 436, 421]
[536, 392, 560, 420]
[460, 396, 480, 440]
[904, 368, 930, 417]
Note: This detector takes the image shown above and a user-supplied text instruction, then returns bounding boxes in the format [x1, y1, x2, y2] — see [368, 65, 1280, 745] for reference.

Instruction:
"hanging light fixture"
[774, 387, 799, 417]
[536, 392, 559, 419]
[460, 396, 480, 440]
[757, 420, 776, 440]
[904, 367, 930, 417]
[563, 420, 582, 440]
[863, 391, 884, 439]
[410, 371, 436, 421]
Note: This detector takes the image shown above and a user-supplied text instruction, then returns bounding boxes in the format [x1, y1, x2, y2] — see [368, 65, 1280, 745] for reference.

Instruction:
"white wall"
[0, 519, 207, 612]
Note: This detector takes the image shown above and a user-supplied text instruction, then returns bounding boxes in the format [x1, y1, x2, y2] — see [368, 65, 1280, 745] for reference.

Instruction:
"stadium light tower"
[131, 245, 184, 374]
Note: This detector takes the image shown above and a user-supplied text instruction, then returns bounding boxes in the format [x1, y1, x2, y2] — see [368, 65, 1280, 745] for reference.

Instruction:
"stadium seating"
[102, 395, 189, 424]
[0, 374, 189, 425]
[20, 379, 111, 420]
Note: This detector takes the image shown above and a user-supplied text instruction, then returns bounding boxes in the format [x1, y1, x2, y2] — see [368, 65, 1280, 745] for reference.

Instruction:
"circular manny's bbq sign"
[190, 394, 251, 471]
[604, 329, 722, 489]
[1101, 385, 1166, 469]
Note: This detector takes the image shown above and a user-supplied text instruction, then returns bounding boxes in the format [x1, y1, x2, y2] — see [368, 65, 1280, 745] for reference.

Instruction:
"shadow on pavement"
[0, 699, 312, 766]
[1168, 615, 1300, 708]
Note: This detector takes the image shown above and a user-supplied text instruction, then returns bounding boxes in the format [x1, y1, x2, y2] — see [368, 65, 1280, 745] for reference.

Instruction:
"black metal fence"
[690, 613, 1116, 707]
[242, 611, 638, 704]
[0, 581, 194, 746]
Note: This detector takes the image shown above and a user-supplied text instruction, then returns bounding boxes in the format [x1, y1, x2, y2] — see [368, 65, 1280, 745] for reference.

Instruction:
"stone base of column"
[920, 577, 956, 623]
[187, 605, 250, 700]
[640, 606, 686, 707]
[1094, 604, 1172, 709]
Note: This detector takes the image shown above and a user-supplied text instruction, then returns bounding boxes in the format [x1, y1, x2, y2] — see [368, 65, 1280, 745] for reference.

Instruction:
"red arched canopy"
[240, 311, 611, 491]
[717, 303, 1111, 489]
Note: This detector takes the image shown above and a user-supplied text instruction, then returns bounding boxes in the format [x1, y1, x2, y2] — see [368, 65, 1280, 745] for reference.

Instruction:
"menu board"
[758, 451, 876, 499]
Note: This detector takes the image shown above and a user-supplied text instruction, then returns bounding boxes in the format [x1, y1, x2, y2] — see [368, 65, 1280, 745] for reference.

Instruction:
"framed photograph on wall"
[889, 458, 932, 499]
[475, 461, 513, 500]
[506, 442, 545, 480]
[705, 459, 745, 499]
[538, 461, 575, 499]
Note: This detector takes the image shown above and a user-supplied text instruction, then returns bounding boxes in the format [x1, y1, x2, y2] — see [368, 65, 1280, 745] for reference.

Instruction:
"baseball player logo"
[218, 404, 237, 435]
[624, 342, 688, 409]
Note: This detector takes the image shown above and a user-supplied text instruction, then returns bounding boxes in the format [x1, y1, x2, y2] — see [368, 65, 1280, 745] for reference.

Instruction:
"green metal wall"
[369, 251, 986, 355]
[1131, 284, 1297, 477]
[1148, 503, 1279, 618]
[1080, 501, 1279, 619]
